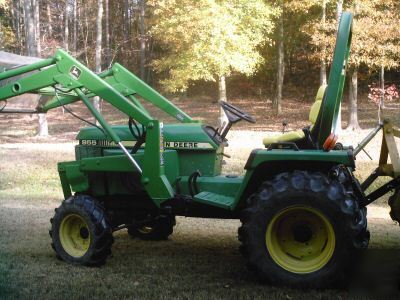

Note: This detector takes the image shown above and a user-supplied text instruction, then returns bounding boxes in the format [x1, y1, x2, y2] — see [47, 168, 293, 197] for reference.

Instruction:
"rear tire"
[127, 215, 175, 240]
[50, 195, 114, 266]
[238, 171, 369, 289]
[388, 191, 400, 223]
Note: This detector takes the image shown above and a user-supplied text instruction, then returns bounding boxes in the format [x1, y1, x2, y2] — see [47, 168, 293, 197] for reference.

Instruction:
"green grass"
[1, 145, 400, 299]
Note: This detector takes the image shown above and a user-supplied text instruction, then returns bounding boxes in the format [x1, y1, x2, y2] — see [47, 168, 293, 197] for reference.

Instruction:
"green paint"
[0, 57, 55, 81]
[246, 149, 353, 169]
[77, 124, 218, 148]
[75, 89, 121, 143]
[194, 192, 235, 210]
[317, 12, 353, 147]
[110, 63, 194, 123]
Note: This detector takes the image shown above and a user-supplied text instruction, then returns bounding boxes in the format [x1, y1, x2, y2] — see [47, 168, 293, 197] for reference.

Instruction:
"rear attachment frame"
[355, 119, 400, 207]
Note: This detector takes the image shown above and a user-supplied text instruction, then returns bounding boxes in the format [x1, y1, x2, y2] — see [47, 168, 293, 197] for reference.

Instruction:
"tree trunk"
[18, 0, 23, 53]
[46, 2, 52, 35]
[219, 75, 228, 127]
[380, 65, 385, 109]
[23, 0, 37, 56]
[73, 0, 77, 54]
[139, 0, 146, 81]
[123, 0, 129, 65]
[11, 0, 22, 53]
[95, 0, 103, 74]
[93, 0, 103, 115]
[34, 0, 48, 136]
[14, 1, 20, 46]
[0, 13, 2, 48]
[347, 69, 360, 131]
[24, 0, 48, 136]
[38, 113, 49, 136]
[34, 0, 41, 56]
[320, 0, 327, 86]
[124, 0, 129, 36]
[105, 0, 110, 66]
[273, 7, 283, 116]
[146, 39, 154, 83]
[64, 1, 69, 51]
[336, 0, 343, 25]
[83, 3, 89, 65]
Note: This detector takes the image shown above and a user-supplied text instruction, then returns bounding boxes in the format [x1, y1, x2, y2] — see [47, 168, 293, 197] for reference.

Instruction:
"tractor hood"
[76, 123, 220, 150]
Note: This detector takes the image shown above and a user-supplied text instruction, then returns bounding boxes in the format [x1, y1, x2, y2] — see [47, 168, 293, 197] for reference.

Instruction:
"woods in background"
[0, 0, 400, 133]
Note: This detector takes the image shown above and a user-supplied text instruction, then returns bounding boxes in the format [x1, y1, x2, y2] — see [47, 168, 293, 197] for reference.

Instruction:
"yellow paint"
[266, 205, 335, 274]
[59, 214, 91, 258]
[263, 85, 327, 146]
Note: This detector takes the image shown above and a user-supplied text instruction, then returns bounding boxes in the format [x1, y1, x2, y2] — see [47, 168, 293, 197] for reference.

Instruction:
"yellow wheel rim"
[59, 214, 91, 258]
[138, 226, 154, 234]
[266, 205, 335, 274]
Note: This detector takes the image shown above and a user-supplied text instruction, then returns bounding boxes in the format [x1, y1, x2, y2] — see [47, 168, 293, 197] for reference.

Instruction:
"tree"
[150, 0, 276, 125]
[139, 0, 146, 81]
[95, 0, 102, 74]
[34, 0, 49, 135]
[10, 0, 23, 54]
[93, 0, 103, 115]
[22, 0, 48, 136]
[348, 69, 359, 129]
[0, 1, 5, 48]
[346, 0, 360, 130]
[273, 0, 284, 116]
[34, 0, 40, 55]
[46, 1, 52, 36]
[23, 0, 36, 56]
[320, 0, 327, 86]
[347, 1, 400, 129]
[3, 0, 159, 81]
[309, 0, 400, 131]
[268, 0, 321, 116]
[104, 0, 110, 66]
[64, 0, 69, 50]
[122, 0, 129, 66]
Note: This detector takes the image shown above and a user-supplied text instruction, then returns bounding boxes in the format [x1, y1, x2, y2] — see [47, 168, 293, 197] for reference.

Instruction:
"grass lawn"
[1, 139, 400, 299]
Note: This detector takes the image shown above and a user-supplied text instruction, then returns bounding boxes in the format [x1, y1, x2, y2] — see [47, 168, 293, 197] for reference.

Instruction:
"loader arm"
[0, 49, 195, 201]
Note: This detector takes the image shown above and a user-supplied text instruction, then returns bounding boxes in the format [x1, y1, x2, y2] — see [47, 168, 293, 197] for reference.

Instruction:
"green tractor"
[2, 12, 399, 288]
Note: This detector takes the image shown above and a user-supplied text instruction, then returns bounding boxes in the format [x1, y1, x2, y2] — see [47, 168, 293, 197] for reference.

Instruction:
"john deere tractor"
[3, 12, 400, 289]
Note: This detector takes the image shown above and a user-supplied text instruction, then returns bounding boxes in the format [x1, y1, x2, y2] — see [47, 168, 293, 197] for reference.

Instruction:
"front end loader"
[1, 12, 399, 289]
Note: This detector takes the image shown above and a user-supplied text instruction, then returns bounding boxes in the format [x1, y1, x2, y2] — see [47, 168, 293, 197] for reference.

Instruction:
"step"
[193, 191, 235, 210]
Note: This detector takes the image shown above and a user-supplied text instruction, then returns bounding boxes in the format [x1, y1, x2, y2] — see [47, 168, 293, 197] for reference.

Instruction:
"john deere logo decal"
[80, 140, 214, 149]
[70, 66, 82, 80]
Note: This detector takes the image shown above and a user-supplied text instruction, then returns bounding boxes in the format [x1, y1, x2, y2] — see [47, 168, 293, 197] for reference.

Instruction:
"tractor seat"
[263, 85, 327, 148]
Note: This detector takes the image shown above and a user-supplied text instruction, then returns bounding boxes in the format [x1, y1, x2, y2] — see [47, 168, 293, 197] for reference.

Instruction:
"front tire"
[50, 195, 114, 266]
[238, 171, 369, 289]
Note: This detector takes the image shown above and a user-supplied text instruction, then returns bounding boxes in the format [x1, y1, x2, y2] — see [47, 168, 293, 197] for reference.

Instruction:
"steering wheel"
[219, 101, 256, 124]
